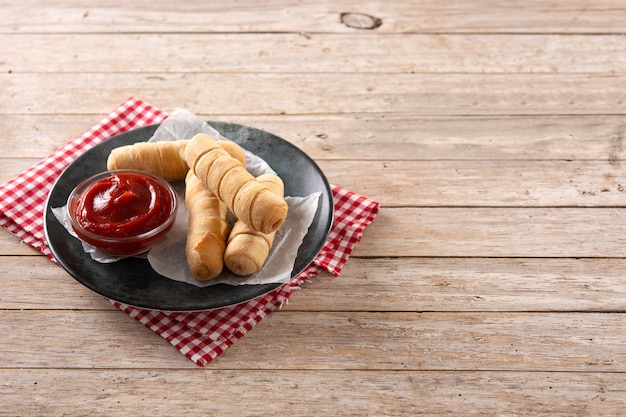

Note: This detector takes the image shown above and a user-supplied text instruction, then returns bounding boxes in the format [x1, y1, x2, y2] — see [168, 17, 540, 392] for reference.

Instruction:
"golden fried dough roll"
[218, 140, 246, 166]
[107, 140, 189, 181]
[184, 133, 288, 234]
[224, 174, 284, 276]
[184, 171, 230, 281]
[106, 139, 246, 181]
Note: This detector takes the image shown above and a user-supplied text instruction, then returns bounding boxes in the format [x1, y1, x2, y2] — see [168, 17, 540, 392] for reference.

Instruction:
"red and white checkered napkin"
[0, 97, 379, 366]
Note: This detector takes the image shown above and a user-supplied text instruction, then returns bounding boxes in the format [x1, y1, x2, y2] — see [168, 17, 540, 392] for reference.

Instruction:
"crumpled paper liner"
[52, 108, 321, 287]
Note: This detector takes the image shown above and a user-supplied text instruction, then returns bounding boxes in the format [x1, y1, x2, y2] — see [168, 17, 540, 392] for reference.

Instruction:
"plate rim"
[44, 122, 334, 311]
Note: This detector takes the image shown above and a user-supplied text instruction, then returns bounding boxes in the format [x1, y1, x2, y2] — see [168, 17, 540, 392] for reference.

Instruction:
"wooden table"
[2, 1, 626, 415]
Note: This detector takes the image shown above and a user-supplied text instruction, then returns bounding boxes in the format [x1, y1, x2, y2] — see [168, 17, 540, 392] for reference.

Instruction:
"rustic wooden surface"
[2, 1, 626, 415]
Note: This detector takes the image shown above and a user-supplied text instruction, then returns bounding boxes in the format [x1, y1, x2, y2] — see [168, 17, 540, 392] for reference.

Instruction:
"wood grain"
[3, 0, 626, 34]
[2, 1, 626, 415]
[319, 159, 626, 207]
[0, 230, 41, 256]
[3, 256, 626, 313]
[4, 158, 626, 207]
[1, 310, 625, 371]
[3, 73, 626, 116]
[3, 33, 626, 74]
[4, 205, 626, 257]
[1, 369, 623, 416]
[359, 207, 626, 257]
[3, 114, 626, 161]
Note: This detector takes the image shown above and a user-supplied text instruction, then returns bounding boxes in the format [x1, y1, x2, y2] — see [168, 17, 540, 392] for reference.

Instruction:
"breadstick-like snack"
[184, 171, 230, 281]
[107, 140, 189, 181]
[224, 174, 284, 276]
[106, 139, 246, 181]
[218, 140, 246, 166]
[184, 133, 288, 234]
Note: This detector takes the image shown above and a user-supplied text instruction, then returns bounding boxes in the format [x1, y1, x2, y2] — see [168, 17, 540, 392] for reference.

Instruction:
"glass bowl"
[66, 169, 178, 257]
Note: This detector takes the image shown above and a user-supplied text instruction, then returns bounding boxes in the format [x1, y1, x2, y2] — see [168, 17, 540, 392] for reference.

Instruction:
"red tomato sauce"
[74, 172, 173, 238]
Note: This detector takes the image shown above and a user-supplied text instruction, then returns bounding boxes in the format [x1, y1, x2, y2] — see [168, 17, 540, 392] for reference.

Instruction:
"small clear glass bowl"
[66, 169, 178, 257]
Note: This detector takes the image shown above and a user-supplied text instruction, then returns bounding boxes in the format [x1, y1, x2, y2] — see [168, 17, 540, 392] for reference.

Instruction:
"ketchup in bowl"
[67, 170, 177, 257]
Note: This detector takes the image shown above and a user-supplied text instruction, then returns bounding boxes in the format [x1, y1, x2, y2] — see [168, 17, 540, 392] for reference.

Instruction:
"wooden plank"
[3, 73, 626, 116]
[6, 200, 626, 258]
[3, 255, 626, 313]
[4, 158, 626, 207]
[360, 207, 626, 258]
[2, 0, 626, 34]
[3, 33, 626, 74]
[4, 206, 626, 257]
[166, 311, 626, 372]
[1, 369, 624, 416]
[1, 114, 625, 162]
[0, 229, 41, 256]
[1, 310, 625, 371]
[288, 257, 626, 313]
[0, 255, 113, 310]
[0, 310, 195, 369]
[319, 159, 626, 207]
[3, 3, 626, 416]
[0, 114, 98, 158]
[0, 159, 40, 182]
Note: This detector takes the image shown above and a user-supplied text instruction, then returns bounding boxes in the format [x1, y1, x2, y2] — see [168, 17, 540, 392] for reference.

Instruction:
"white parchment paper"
[53, 109, 320, 287]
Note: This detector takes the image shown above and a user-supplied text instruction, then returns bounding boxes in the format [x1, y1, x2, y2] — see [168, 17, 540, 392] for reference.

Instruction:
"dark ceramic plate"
[44, 122, 334, 311]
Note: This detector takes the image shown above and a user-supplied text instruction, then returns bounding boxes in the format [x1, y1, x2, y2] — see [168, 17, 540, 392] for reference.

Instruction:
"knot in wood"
[340, 12, 383, 30]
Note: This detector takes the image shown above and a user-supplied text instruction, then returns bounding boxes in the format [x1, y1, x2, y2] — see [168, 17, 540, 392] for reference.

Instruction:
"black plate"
[44, 122, 334, 311]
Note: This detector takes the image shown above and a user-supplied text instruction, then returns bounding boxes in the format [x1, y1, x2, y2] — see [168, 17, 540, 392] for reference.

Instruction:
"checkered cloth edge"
[0, 97, 380, 366]
[0, 97, 167, 258]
